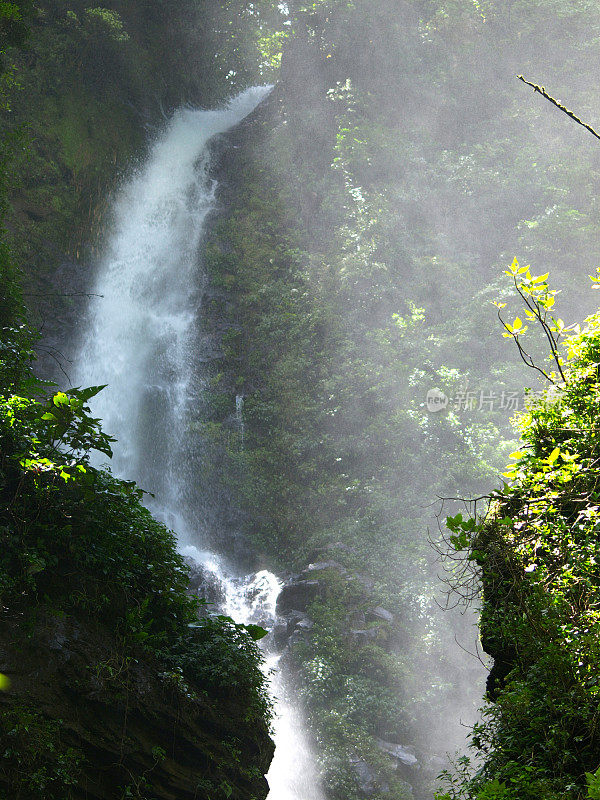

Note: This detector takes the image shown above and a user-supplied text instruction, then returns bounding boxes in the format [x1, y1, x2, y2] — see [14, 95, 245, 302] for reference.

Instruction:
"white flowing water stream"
[74, 87, 324, 800]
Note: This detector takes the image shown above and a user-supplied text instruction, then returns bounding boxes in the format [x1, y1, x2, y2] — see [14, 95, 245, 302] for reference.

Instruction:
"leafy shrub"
[0, 324, 270, 720]
[0, 705, 83, 799]
[440, 268, 600, 799]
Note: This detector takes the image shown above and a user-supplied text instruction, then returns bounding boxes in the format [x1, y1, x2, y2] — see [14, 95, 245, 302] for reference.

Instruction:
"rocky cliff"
[0, 611, 274, 800]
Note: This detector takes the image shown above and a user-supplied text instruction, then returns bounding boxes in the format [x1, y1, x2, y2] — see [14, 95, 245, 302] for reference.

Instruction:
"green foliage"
[586, 768, 600, 800]
[0, 328, 272, 795]
[0, 705, 83, 799]
[0, 5, 285, 799]
[0, 371, 270, 702]
[0, 1, 31, 70]
[6, 0, 600, 796]
[441, 269, 600, 799]
[495, 258, 581, 386]
[167, 616, 270, 716]
[1, 384, 114, 483]
[196, 0, 600, 787]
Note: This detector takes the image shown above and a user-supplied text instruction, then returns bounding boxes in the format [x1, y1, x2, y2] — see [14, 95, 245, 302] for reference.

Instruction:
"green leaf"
[72, 384, 108, 403]
[547, 447, 560, 464]
[244, 624, 268, 641]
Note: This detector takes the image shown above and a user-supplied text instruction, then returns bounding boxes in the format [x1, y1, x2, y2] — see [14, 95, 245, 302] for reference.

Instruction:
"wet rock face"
[301, 560, 346, 577]
[274, 562, 400, 657]
[367, 606, 395, 624]
[349, 745, 417, 799]
[375, 739, 419, 768]
[0, 612, 274, 800]
[185, 557, 227, 607]
[350, 757, 381, 796]
[273, 610, 314, 650]
[270, 557, 431, 798]
[275, 579, 321, 615]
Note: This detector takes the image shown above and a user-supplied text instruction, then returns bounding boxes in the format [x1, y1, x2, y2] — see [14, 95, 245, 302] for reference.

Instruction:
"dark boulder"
[185, 558, 226, 607]
[276, 580, 321, 614]
[366, 606, 395, 624]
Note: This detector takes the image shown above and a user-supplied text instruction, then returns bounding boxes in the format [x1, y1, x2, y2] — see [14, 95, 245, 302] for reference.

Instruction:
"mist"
[185, 2, 600, 795]
[5, 1, 600, 799]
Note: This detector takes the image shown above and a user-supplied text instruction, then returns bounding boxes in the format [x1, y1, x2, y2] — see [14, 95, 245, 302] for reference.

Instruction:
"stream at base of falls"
[73, 85, 324, 800]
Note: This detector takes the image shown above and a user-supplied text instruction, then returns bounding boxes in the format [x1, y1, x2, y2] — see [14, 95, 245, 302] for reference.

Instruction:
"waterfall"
[235, 393, 245, 444]
[73, 87, 324, 800]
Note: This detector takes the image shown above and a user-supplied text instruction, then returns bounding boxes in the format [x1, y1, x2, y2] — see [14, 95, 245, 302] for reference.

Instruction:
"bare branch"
[512, 278, 566, 382]
[497, 309, 557, 385]
[517, 75, 600, 142]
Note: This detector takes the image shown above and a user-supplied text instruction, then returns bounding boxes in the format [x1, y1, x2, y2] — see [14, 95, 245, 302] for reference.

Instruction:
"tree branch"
[512, 279, 566, 383]
[517, 75, 600, 142]
[497, 310, 557, 385]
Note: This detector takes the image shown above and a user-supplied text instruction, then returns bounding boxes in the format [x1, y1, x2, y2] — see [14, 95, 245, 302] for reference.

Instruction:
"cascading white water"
[181, 545, 326, 800]
[73, 87, 324, 800]
[235, 394, 245, 444]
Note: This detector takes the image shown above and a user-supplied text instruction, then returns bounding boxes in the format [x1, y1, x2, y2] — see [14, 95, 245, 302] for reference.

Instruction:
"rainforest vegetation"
[437, 262, 600, 800]
[0, 4, 273, 799]
[2, 1, 600, 799]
